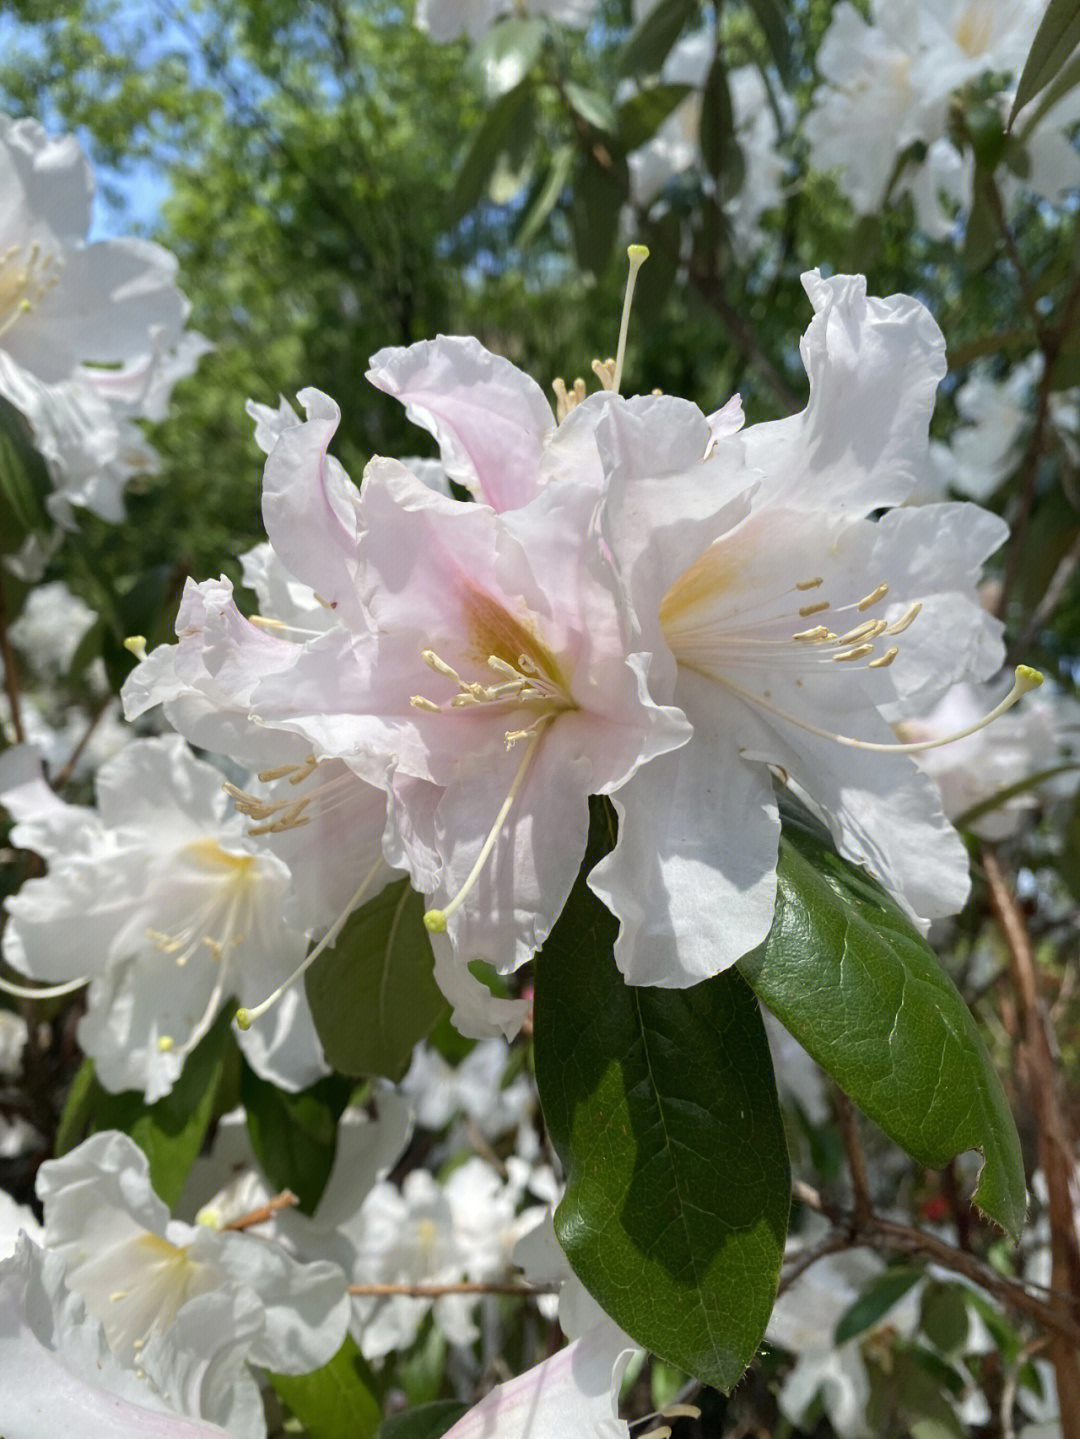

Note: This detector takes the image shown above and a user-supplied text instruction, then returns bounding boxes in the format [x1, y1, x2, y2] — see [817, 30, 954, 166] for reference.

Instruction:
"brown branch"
[984, 848, 1080, 1437]
[792, 1181, 1080, 1350]
[347, 1280, 559, 1298]
[0, 571, 25, 744]
[223, 1190, 299, 1230]
[980, 171, 1046, 341]
[835, 1088, 873, 1226]
[50, 695, 116, 790]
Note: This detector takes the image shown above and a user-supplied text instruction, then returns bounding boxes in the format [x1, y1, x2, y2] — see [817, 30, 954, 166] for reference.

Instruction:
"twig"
[347, 1280, 559, 1298]
[223, 1191, 299, 1230]
[835, 1088, 873, 1225]
[792, 1180, 1080, 1349]
[980, 170, 1046, 340]
[984, 847, 1080, 1438]
[776, 1231, 852, 1297]
[50, 695, 116, 790]
[0, 570, 26, 744]
[1009, 527, 1080, 659]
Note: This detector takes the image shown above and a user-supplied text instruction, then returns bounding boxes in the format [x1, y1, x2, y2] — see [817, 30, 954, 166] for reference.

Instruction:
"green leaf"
[0, 391, 52, 545]
[449, 79, 536, 223]
[54, 1057, 101, 1158]
[618, 0, 698, 78]
[570, 153, 627, 278]
[563, 80, 615, 135]
[1016, 47, 1080, 137]
[1009, 0, 1080, 127]
[240, 1067, 353, 1214]
[268, 1335, 380, 1439]
[514, 144, 575, 247]
[745, 0, 792, 84]
[616, 83, 693, 152]
[305, 877, 447, 1081]
[378, 1401, 470, 1439]
[919, 1281, 970, 1354]
[738, 796, 1026, 1240]
[470, 16, 545, 99]
[699, 54, 743, 193]
[834, 1266, 923, 1345]
[534, 801, 790, 1394]
[90, 1006, 234, 1207]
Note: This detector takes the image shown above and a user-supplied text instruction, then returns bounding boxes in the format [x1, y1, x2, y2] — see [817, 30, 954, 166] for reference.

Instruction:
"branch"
[0, 569, 25, 745]
[792, 1181, 1080, 1350]
[835, 1088, 873, 1226]
[223, 1191, 299, 1230]
[984, 848, 1080, 1438]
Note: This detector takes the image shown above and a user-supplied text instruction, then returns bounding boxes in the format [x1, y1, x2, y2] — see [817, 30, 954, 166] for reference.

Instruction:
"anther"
[886, 602, 922, 635]
[411, 695, 443, 713]
[857, 582, 889, 611]
[795, 577, 824, 590]
[793, 625, 832, 642]
[832, 643, 875, 662]
[868, 646, 899, 668]
[799, 601, 830, 617]
[157, 1036, 174, 1053]
[837, 619, 889, 645]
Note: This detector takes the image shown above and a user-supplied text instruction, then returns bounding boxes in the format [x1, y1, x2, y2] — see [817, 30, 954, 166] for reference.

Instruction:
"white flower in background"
[806, 0, 1075, 235]
[902, 680, 1080, 839]
[626, 32, 789, 245]
[0, 1236, 245, 1439]
[8, 579, 96, 677]
[401, 1038, 535, 1139]
[0, 1189, 42, 1259]
[182, 1089, 412, 1285]
[347, 1156, 524, 1359]
[0, 1006, 27, 1077]
[0, 735, 327, 1100]
[415, 0, 593, 43]
[768, 1239, 921, 1439]
[36, 1133, 349, 1412]
[0, 113, 207, 523]
[590, 271, 1011, 986]
[763, 1011, 830, 1125]
[934, 357, 1041, 501]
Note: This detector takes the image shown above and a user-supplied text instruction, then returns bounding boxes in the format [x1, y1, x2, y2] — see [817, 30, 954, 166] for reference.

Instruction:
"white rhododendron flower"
[589, 271, 1010, 984]
[8, 579, 96, 678]
[0, 1236, 244, 1439]
[933, 358, 1041, 501]
[0, 113, 207, 522]
[229, 382, 688, 1030]
[401, 1037, 535, 1138]
[36, 1132, 349, 1414]
[806, 0, 1071, 234]
[0, 735, 328, 1099]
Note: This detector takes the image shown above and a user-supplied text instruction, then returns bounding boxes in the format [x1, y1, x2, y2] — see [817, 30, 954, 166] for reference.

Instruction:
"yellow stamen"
[795, 577, 824, 590]
[799, 601, 830, 617]
[857, 582, 889, 611]
[886, 602, 922, 635]
[124, 635, 148, 661]
[612, 244, 649, 394]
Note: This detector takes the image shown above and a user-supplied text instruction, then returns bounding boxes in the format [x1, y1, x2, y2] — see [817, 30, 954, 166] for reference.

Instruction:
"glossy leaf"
[534, 801, 790, 1393]
[738, 796, 1026, 1239]
[1009, 0, 1080, 126]
[746, 0, 792, 83]
[269, 1335, 381, 1439]
[306, 877, 447, 1082]
[240, 1066, 353, 1213]
[616, 83, 693, 151]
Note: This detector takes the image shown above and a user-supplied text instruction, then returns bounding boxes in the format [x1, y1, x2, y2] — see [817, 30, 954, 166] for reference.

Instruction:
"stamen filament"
[612, 245, 649, 394]
[719, 665, 1043, 753]
[0, 972, 89, 1001]
[424, 722, 548, 934]
[235, 858, 386, 1031]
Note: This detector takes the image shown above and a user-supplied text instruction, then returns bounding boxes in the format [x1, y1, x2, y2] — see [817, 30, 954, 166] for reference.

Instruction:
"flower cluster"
[106, 266, 1023, 1045]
